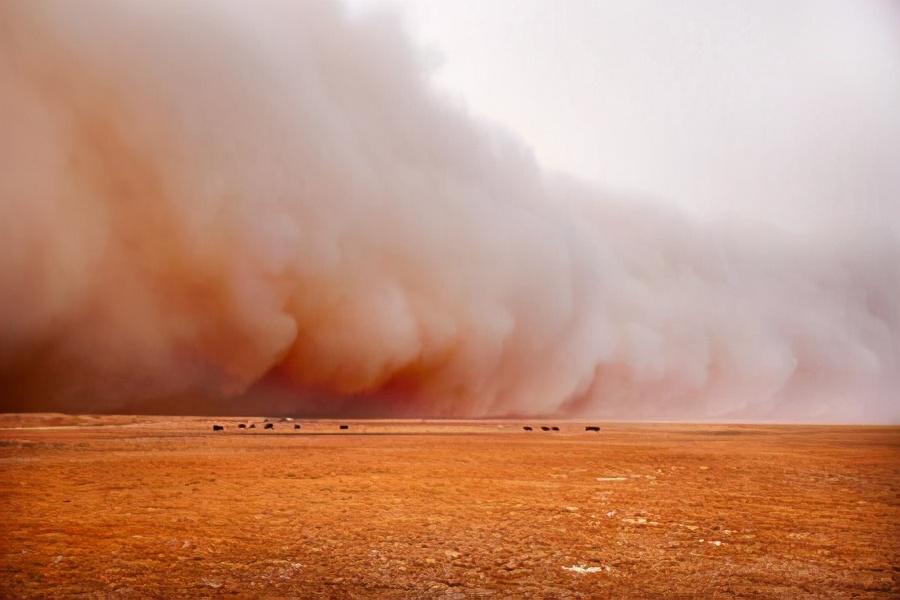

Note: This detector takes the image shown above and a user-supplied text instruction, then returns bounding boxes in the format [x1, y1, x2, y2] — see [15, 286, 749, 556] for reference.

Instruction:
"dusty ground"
[0, 415, 897, 599]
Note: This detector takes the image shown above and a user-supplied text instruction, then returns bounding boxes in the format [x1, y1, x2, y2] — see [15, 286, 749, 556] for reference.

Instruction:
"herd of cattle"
[211, 421, 346, 432]
[211, 422, 601, 433]
[523, 425, 602, 432]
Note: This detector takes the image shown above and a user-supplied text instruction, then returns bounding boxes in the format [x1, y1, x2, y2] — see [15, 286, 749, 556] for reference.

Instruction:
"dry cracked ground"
[0, 414, 898, 598]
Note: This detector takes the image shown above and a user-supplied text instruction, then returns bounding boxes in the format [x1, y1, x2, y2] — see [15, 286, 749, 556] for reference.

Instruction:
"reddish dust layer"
[1, 417, 897, 598]
[1, 2, 898, 421]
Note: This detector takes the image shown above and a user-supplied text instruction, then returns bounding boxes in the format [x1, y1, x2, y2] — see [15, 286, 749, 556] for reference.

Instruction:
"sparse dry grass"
[0, 416, 897, 598]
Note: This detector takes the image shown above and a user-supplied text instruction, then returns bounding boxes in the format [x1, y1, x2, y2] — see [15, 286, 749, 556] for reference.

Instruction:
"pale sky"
[349, 0, 900, 233]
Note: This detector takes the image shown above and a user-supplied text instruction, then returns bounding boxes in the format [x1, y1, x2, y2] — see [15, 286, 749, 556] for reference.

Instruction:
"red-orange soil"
[1, 415, 897, 598]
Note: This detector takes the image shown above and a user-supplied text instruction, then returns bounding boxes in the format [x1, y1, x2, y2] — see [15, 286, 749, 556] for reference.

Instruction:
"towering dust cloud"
[1, 1, 897, 421]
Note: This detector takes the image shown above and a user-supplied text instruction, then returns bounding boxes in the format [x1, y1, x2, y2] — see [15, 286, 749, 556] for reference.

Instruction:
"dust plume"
[1, 1, 897, 421]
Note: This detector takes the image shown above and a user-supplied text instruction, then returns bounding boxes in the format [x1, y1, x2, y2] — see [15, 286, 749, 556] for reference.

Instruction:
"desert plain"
[0, 414, 897, 599]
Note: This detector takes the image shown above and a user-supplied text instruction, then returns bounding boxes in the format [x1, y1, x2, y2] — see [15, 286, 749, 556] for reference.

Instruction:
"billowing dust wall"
[1, 1, 897, 421]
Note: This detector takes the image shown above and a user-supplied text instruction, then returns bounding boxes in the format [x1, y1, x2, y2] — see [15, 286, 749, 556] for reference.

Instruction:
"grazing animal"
[212, 425, 224, 432]
[540, 426, 551, 432]
[551, 426, 560, 431]
[264, 423, 274, 430]
[339, 424, 349, 430]
[237, 423, 246, 429]
[585, 426, 601, 432]
[294, 424, 301, 430]
[249, 424, 256, 429]
[523, 426, 533, 431]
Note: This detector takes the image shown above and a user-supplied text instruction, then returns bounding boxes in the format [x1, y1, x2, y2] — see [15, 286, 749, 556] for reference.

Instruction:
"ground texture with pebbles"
[1, 415, 897, 598]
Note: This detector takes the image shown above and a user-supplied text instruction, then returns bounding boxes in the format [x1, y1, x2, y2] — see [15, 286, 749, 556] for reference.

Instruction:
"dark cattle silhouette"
[551, 426, 560, 431]
[523, 426, 533, 431]
[540, 426, 551, 431]
[339, 424, 349, 430]
[237, 423, 246, 429]
[212, 425, 224, 432]
[264, 423, 274, 430]
[294, 424, 301, 429]
[585, 426, 601, 432]
[249, 424, 256, 429]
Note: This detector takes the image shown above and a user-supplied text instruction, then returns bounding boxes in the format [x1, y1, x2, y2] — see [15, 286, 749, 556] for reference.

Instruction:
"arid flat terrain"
[0, 415, 897, 598]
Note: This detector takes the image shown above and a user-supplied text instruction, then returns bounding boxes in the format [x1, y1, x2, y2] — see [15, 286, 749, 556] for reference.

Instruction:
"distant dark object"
[237, 423, 246, 429]
[339, 424, 349, 430]
[294, 424, 301, 430]
[212, 425, 224, 432]
[264, 423, 274, 430]
[249, 424, 256, 429]
[523, 426, 533, 431]
[551, 426, 560, 431]
[585, 426, 601, 432]
[540, 426, 551, 432]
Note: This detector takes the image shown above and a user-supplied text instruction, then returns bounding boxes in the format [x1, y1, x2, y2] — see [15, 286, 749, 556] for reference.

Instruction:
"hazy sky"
[350, 0, 900, 232]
